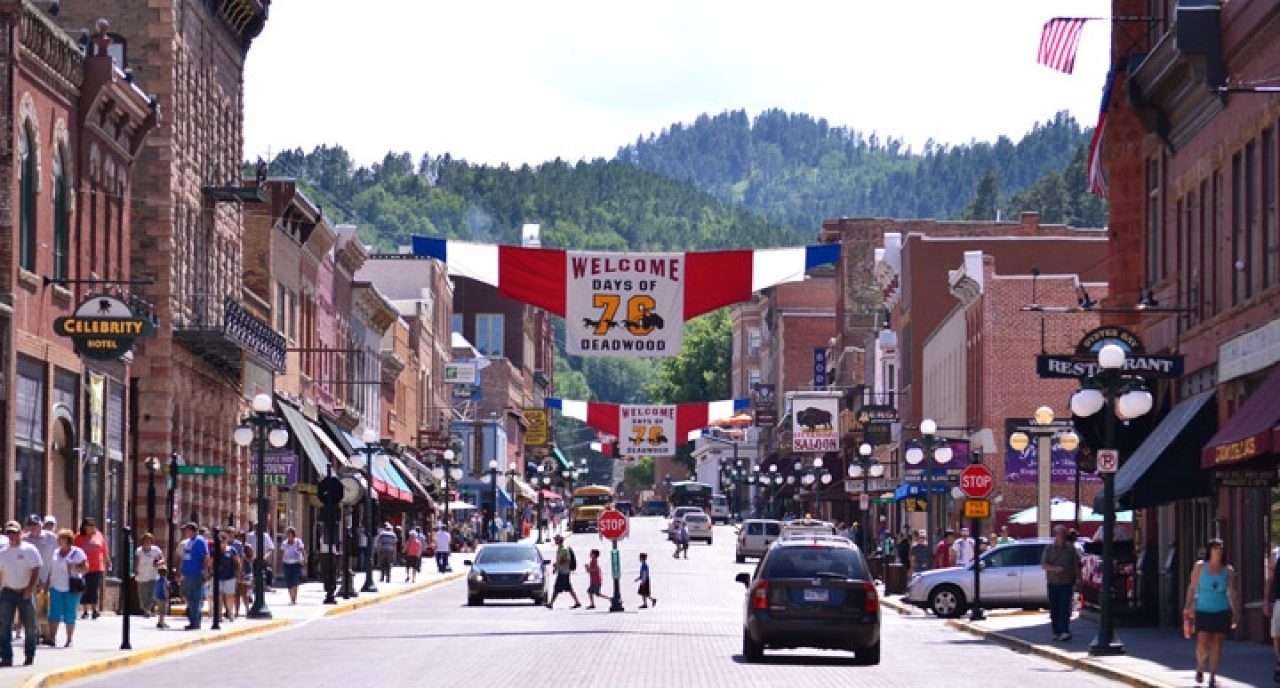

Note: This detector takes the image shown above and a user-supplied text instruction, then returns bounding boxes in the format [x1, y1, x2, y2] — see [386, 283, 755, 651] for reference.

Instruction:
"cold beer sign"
[567, 251, 684, 357]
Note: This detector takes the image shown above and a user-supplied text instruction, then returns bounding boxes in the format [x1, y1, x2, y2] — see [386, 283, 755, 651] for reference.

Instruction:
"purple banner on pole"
[1004, 439, 1099, 484]
[263, 448, 297, 487]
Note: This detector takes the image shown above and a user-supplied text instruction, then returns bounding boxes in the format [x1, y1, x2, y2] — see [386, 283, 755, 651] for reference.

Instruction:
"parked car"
[735, 538, 880, 664]
[683, 512, 713, 544]
[903, 538, 1078, 618]
[710, 495, 732, 524]
[464, 543, 549, 606]
[614, 500, 633, 516]
[644, 499, 669, 516]
[735, 519, 781, 563]
[780, 518, 837, 539]
[671, 506, 705, 522]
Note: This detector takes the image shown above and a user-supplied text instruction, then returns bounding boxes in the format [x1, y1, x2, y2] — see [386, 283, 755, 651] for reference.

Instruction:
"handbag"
[69, 576, 86, 594]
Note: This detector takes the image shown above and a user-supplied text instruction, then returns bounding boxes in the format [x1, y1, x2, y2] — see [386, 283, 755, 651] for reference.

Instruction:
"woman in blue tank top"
[1183, 539, 1238, 687]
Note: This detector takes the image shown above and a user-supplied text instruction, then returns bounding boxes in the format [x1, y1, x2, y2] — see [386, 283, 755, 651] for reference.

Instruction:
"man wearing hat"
[23, 515, 57, 645]
[0, 520, 42, 666]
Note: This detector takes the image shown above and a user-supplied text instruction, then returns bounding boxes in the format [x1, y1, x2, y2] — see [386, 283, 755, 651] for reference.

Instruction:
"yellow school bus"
[570, 485, 614, 533]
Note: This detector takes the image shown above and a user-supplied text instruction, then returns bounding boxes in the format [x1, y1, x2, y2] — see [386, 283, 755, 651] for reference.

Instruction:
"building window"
[748, 329, 761, 356]
[1263, 128, 1277, 288]
[1232, 152, 1244, 305]
[15, 357, 46, 520]
[1246, 140, 1258, 299]
[451, 314, 463, 336]
[1146, 157, 1161, 285]
[1213, 170, 1224, 315]
[475, 313, 504, 357]
[748, 369, 761, 388]
[19, 122, 37, 272]
[52, 150, 70, 280]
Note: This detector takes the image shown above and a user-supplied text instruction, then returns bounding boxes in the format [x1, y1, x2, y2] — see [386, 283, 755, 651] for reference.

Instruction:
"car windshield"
[475, 547, 540, 565]
[686, 515, 709, 523]
[764, 547, 867, 580]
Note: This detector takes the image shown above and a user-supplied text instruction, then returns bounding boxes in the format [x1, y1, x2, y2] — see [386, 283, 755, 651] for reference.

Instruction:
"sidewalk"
[8, 555, 467, 688]
[881, 590, 1276, 687]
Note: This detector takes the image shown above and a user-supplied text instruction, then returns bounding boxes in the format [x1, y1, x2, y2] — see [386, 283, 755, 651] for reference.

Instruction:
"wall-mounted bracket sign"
[54, 295, 156, 360]
[1036, 326, 1183, 379]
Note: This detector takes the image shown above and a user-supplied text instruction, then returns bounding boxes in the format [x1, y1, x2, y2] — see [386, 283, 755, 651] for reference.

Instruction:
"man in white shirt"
[434, 524, 452, 573]
[23, 515, 57, 645]
[0, 520, 43, 666]
[952, 526, 976, 567]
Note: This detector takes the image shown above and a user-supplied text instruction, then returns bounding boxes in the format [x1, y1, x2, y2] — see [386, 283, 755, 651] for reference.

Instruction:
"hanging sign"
[1036, 325, 1182, 379]
[567, 251, 684, 357]
[444, 362, 477, 384]
[790, 393, 840, 453]
[619, 405, 675, 457]
[54, 295, 156, 360]
[524, 408, 549, 446]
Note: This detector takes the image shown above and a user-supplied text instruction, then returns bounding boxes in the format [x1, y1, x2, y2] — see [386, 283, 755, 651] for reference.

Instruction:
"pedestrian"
[1185, 539, 1238, 687]
[670, 519, 682, 558]
[73, 518, 108, 620]
[154, 564, 170, 629]
[952, 527, 975, 567]
[997, 526, 1015, 546]
[434, 523, 452, 573]
[404, 528, 423, 583]
[545, 535, 581, 609]
[0, 520, 42, 666]
[909, 531, 931, 573]
[584, 549, 604, 609]
[134, 532, 165, 618]
[280, 527, 306, 605]
[635, 552, 657, 608]
[356, 525, 369, 571]
[678, 520, 690, 559]
[374, 523, 397, 582]
[1040, 524, 1081, 641]
[177, 522, 210, 630]
[216, 530, 241, 619]
[238, 542, 255, 613]
[896, 528, 911, 566]
[933, 530, 955, 569]
[45, 529, 86, 648]
[22, 515, 56, 646]
[989, 531, 1001, 550]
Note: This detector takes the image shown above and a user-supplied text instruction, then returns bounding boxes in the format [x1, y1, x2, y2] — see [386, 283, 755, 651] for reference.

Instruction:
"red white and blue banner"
[547, 397, 750, 455]
[411, 237, 840, 357]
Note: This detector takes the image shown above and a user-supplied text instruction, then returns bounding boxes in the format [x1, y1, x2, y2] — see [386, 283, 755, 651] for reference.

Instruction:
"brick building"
[1, 4, 157, 553]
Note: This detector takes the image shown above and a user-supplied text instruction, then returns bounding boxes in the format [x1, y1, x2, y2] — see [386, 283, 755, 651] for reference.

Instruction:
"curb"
[945, 619, 1175, 688]
[879, 594, 915, 615]
[323, 571, 466, 617]
[18, 619, 291, 688]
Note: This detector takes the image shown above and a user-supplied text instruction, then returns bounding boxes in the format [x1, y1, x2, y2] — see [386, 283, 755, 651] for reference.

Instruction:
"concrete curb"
[945, 619, 1175, 688]
[879, 594, 915, 615]
[18, 619, 292, 688]
[323, 571, 466, 617]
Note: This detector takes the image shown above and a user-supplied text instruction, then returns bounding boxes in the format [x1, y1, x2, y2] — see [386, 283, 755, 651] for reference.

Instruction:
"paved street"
[64, 517, 1120, 687]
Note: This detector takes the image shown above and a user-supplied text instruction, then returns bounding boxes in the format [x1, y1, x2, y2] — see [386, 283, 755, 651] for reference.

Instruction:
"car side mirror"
[735, 572, 751, 586]
[463, 560, 473, 567]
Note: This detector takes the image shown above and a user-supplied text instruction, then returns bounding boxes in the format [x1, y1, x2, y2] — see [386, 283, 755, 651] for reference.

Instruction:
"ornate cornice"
[18, 1, 83, 92]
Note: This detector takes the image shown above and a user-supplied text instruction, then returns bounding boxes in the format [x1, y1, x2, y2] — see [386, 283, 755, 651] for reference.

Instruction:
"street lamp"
[535, 464, 549, 544]
[1008, 405, 1060, 538]
[848, 442, 885, 552]
[1059, 431, 1082, 530]
[356, 427, 381, 593]
[506, 461, 521, 540]
[487, 459, 499, 542]
[1071, 343, 1152, 657]
[432, 449, 463, 529]
[232, 392, 289, 619]
[904, 418, 953, 555]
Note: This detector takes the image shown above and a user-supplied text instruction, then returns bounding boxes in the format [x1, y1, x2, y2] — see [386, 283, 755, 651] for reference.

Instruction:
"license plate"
[803, 588, 829, 602]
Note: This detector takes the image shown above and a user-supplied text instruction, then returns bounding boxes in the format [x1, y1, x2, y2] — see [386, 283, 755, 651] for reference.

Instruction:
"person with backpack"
[545, 535, 581, 609]
[404, 528, 423, 583]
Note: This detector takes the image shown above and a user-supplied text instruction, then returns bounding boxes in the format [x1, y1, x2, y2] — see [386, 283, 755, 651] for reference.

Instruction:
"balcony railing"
[173, 294, 285, 379]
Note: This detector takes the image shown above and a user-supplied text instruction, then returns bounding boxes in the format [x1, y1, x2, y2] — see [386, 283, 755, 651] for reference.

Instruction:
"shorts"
[1195, 609, 1232, 634]
[554, 573, 574, 593]
[587, 583, 602, 596]
[1272, 601, 1280, 637]
[406, 555, 421, 571]
[81, 571, 103, 605]
[283, 562, 303, 589]
[218, 578, 237, 595]
[48, 589, 81, 625]
[638, 581, 651, 597]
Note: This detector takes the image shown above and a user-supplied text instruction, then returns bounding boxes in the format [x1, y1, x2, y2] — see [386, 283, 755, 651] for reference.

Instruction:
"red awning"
[1202, 364, 1280, 470]
[540, 489, 561, 500]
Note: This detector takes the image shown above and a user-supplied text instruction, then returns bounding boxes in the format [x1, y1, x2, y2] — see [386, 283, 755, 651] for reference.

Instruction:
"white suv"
[710, 495, 731, 524]
[735, 519, 781, 563]
[683, 512, 713, 544]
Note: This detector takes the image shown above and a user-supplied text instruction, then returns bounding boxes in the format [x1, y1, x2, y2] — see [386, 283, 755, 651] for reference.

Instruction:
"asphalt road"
[67, 516, 1120, 687]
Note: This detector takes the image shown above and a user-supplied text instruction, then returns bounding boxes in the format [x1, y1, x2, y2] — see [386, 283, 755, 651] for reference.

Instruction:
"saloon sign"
[1037, 326, 1183, 380]
[53, 295, 155, 360]
[790, 393, 840, 453]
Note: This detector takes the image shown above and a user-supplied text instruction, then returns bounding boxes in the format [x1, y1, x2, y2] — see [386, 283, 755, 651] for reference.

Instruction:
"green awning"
[551, 447, 571, 471]
[276, 400, 332, 479]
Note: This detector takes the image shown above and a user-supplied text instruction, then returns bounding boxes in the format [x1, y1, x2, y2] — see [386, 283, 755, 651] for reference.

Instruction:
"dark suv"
[734, 538, 880, 664]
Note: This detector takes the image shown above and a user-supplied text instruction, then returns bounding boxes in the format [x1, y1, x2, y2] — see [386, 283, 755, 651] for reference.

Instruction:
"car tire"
[707, 538, 714, 545]
[467, 595, 484, 606]
[532, 594, 547, 606]
[735, 554, 746, 564]
[742, 628, 764, 662]
[928, 584, 966, 618]
[853, 640, 880, 665]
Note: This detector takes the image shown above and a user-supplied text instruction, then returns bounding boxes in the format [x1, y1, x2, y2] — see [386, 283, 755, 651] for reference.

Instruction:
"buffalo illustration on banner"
[567, 252, 684, 357]
[620, 405, 676, 456]
[790, 393, 841, 453]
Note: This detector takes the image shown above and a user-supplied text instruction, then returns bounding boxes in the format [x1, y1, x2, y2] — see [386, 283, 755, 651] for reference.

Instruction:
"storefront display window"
[15, 357, 46, 518]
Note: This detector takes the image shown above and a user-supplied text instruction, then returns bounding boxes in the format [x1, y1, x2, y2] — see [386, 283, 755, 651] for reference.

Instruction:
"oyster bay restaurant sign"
[1036, 326, 1183, 379]
[54, 295, 156, 360]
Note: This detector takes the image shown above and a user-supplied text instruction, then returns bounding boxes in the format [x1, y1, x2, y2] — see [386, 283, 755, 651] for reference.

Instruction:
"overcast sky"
[243, 0, 1112, 168]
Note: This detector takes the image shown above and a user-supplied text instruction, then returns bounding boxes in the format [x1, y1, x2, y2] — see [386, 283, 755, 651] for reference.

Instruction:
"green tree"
[646, 309, 731, 404]
[957, 168, 1000, 221]
[622, 456, 655, 496]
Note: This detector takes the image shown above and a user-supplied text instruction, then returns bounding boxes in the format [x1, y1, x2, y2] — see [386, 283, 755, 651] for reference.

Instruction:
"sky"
[243, 0, 1113, 168]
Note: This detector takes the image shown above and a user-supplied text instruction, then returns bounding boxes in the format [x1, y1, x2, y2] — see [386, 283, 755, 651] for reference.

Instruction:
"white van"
[710, 495, 732, 524]
[735, 519, 782, 562]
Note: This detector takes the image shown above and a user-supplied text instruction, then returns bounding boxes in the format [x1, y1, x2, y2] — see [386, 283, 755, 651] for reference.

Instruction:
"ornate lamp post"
[357, 427, 381, 593]
[848, 442, 885, 551]
[1071, 343, 1152, 657]
[232, 393, 289, 620]
[506, 461, 521, 540]
[535, 464, 549, 544]
[144, 456, 160, 535]
[487, 459, 499, 541]
[904, 419, 953, 554]
[432, 449, 463, 530]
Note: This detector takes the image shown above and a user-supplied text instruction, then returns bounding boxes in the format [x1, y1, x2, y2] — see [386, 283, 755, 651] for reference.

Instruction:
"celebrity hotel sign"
[54, 295, 156, 360]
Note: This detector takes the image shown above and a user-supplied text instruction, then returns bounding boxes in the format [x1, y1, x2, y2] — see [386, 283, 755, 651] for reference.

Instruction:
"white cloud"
[244, 0, 1112, 167]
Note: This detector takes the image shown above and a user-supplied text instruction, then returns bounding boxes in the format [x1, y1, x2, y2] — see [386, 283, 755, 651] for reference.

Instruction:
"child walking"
[584, 549, 604, 609]
[635, 552, 657, 608]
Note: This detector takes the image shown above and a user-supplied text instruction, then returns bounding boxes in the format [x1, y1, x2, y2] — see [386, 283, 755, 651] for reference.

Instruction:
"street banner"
[444, 362, 477, 384]
[813, 348, 827, 387]
[619, 405, 676, 457]
[263, 448, 297, 487]
[790, 394, 840, 453]
[524, 408, 549, 446]
[567, 251, 685, 357]
[1003, 419, 1099, 484]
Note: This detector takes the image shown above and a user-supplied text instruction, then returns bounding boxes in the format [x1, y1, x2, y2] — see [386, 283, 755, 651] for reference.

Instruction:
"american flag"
[1087, 69, 1116, 198]
[1038, 17, 1088, 74]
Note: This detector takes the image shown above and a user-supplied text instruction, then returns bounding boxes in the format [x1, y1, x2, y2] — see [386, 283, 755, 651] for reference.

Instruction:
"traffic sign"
[1096, 449, 1120, 474]
[858, 493, 870, 510]
[959, 464, 994, 499]
[176, 465, 225, 476]
[963, 499, 991, 519]
[597, 509, 629, 540]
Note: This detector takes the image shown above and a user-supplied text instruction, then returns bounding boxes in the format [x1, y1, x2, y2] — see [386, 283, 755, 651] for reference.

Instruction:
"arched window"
[18, 122, 36, 272]
[52, 148, 69, 280]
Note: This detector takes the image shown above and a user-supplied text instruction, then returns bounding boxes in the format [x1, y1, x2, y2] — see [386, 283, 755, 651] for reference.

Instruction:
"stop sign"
[959, 464, 994, 499]
[597, 509, 629, 540]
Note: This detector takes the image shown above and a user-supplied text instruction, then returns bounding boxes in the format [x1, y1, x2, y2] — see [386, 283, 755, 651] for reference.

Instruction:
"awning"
[1202, 364, 1280, 469]
[457, 477, 513, 510]
[1008, 497, 1133, 524]
[389, 456, 437, 511]
[540, 489, 561, 500]
[893, 482, 948, 500]
[275, 400, 332, 478]
[551, 447, 571, 471]
[348, 452, 413, 504]
[510, 476, 538, 502]
[1112, 391, 1216, 510]
[307, 420, 351, 469]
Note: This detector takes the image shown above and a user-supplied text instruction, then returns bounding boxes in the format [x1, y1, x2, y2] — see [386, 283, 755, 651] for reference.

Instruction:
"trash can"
[884, 563, 908, 595]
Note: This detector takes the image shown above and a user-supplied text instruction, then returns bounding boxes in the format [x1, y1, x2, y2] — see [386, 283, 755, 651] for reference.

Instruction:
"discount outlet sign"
[597, 509, 629, 540]
[959, 464, 994, 499]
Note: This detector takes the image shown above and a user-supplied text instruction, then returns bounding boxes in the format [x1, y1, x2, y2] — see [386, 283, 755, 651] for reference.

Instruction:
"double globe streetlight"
[848, 442, 885, 550]
[431, 450, 464, 530]
[232, 393, 289, 619]
[904, 419, 953, 553]
[1069, 343, 1152, 657]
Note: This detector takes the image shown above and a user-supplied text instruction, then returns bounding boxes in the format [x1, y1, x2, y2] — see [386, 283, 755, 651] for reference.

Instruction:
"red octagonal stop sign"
[959, 464, 994, 499]
[597, 509, 629, 540]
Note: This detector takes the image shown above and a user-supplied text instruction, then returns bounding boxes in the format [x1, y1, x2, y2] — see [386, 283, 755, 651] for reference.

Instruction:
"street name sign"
[176, 465, 225, 476]
[964, 499, 991, 519]
[959, 464, 994, 499]
[597, 509, 629, 540]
